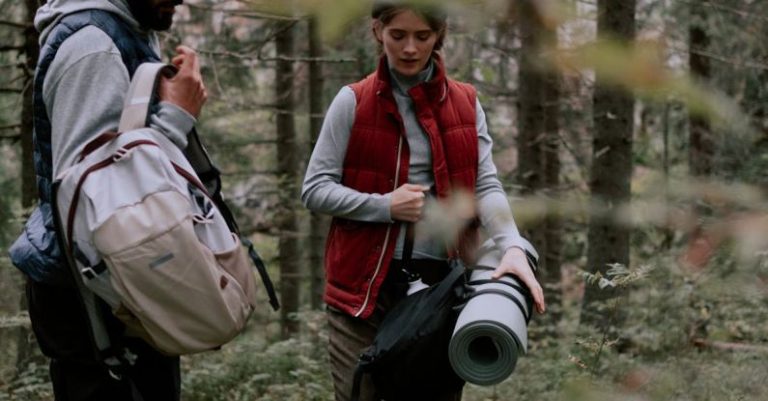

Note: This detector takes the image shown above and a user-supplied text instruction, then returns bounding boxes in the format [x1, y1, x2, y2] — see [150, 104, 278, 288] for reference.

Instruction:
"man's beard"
[128, 0, 183, 31]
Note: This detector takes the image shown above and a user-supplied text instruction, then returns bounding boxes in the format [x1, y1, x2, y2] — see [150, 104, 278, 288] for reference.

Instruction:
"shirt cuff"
[149, 101, 196, 149]
[500, 237, 539, 272]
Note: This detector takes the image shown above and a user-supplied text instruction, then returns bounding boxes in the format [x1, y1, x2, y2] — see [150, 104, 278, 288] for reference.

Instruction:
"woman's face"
[374, 9, 439, 77]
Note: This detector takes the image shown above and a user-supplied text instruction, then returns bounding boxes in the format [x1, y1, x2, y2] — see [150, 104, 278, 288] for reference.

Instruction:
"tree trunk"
[21, 0, 39, 208]
[517, 1, 545, 197]
[15, 0, 41, 378]
[516, 0, 563, 336]
[662, 101, 673, 249]
[307, 15, 327, 310]
[689, 3, 713, 177]
[581, 0, 636, 330]
[275, 22, 300, 338]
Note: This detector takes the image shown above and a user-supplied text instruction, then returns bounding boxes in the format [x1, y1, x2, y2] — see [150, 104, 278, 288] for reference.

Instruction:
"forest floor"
[2, 251, 767, 401]
[4, 311, 767, 401]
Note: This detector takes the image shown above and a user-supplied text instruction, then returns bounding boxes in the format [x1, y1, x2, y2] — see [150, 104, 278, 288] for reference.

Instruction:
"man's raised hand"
[159, 45, 207, 118]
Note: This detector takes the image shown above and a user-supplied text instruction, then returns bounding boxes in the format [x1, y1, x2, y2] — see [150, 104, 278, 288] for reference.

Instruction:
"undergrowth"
[2, 249, 767, 400]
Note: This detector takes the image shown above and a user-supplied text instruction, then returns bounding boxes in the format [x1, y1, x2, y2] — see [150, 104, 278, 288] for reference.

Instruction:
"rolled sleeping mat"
[448, 239, 536, 386]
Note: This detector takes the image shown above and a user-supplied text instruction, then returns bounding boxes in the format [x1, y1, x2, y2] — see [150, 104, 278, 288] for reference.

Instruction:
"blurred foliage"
[2, 0, 768, 400]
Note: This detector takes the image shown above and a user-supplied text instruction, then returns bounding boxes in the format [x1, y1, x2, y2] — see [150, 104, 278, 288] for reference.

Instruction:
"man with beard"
[11, 1, 205, 399]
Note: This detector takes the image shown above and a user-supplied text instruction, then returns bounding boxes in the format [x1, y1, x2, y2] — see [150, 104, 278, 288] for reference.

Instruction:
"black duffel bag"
[351, 255, 469, 401]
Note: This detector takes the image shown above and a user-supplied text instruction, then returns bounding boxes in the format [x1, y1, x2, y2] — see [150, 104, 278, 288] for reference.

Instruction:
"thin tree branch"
[0, 45, 24, 52]
[222, 170, 279, 178]
[213, 139, 279, 147]
[690, 47, 768, 72]
[0, 124, 21, 132]
[0, 20, 29, 30]
[576, 0, 768, 24]
[0, 122, 21, 141]
[0, 87, 22, 93]
[556, 128, 589, 183]
[692, 338, 768, 354]
[191, 19, 302, 63]
[466, 35, 520, 58]
[667, 45, 768, 72]
[197, 48, 356, 63]
[0, 313, 30, 329]
[228, 189, 281, 201]
[259, 55, 358, 63]
[186, 3, 301, 21]
[676, 0, 768, 24]
[0, 62, 24, 69]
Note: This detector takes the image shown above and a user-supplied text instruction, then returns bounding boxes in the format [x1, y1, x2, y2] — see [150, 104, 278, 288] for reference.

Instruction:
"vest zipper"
[354, 134, 404, 317]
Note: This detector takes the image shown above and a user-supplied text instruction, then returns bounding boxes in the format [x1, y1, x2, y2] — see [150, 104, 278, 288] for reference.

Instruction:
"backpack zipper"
[354, 134, 404, 318]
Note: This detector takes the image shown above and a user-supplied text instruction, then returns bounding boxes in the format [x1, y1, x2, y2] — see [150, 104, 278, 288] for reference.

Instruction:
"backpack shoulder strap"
[118, 62, 174, 132]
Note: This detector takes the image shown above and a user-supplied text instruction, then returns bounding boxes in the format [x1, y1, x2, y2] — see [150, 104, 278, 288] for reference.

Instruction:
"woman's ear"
[371, 19, 384, 43]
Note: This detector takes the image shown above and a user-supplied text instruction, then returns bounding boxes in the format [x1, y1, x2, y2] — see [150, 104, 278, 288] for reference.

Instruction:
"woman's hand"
[390, 184, 429, 222]
[159, 46, 207, 118]
[492, 246, 546, 314]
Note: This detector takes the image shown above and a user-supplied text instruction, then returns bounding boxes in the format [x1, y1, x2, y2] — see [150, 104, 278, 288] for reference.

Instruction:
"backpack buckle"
[112, 146, 133, 162]
[81, 266, 97, 280]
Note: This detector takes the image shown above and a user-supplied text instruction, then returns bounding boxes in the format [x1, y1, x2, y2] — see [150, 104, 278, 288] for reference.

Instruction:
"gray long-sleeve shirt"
[302, 61, 526, 259]
[35, 0, 195, 177]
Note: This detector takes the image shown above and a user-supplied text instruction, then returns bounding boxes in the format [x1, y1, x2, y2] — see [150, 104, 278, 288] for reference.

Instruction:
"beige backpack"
[53, 63, 278, 359]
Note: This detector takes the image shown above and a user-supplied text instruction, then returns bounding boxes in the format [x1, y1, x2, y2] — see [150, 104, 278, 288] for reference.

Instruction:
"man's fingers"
[171, 54, 184, 67]
[175, 45, 195, 58]
[403, 183, 429, 192]
[160, 46, 206, 118]
[175, 45, 199, 72]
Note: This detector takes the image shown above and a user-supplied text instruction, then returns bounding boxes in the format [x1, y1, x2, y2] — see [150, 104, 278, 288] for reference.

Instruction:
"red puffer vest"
[324, 55, 479, 318]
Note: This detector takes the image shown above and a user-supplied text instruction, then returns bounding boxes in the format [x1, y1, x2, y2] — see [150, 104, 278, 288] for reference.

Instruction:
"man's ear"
[371, 19, 383, 43]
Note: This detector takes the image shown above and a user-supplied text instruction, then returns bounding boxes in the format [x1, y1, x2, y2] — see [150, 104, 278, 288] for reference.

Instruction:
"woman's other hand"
[492, 246, 546, 314]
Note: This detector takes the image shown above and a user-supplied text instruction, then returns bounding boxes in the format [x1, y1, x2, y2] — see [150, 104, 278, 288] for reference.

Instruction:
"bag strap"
[118, 62, 176, 132]
[119, 62, 224, 198]
[350, 364, 365, 401]
[51, 182, 134, 376]
[466, 287, 532, 323]
[400, 222, 415, 270]
[184, 128, 223, 196]
[241, 237, 280, 311]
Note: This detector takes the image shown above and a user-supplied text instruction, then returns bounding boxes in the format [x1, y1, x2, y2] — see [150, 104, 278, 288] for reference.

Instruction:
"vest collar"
[374, 53, 449, 103]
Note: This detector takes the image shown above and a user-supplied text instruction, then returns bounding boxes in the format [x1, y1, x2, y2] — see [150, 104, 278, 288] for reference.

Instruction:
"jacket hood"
[35, 0, 140, 45]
